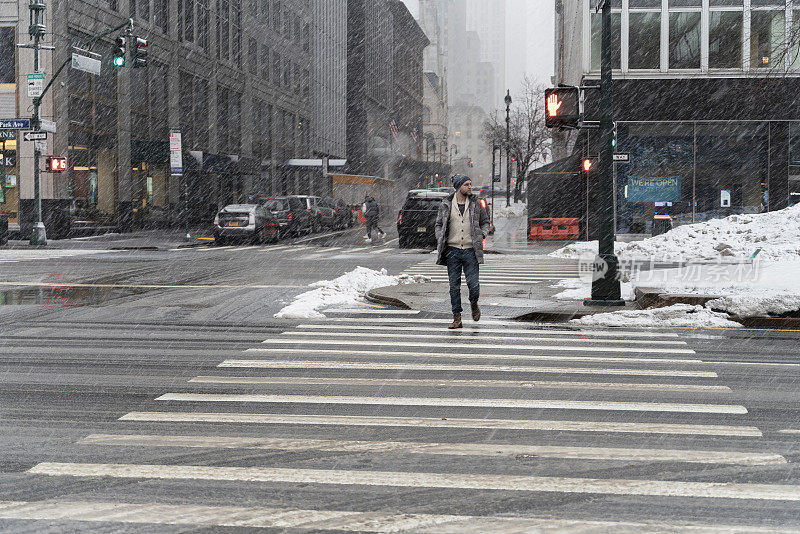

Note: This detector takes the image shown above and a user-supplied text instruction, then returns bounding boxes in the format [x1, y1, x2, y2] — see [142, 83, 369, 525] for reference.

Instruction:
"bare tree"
[483, 77, 551, 203]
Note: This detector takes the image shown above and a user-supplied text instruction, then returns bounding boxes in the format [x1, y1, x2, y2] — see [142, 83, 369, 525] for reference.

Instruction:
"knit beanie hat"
[451, 174, 470, 190]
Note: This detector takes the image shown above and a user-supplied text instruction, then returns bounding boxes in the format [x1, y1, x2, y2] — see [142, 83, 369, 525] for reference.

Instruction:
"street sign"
[23, 131, 47, 141]
[492, 176, 501, 182]
[71, 52, 102, 75]
[39, 119, 56, 133]
[169, 130, 183, 174]
[5, 174, 16, 187]
[612, 153, 630, 162]
[0, 131, 16, 140]
[27, 73, 44, 98]
[0, 119, 31, 130]
[34, 140, 47, 152]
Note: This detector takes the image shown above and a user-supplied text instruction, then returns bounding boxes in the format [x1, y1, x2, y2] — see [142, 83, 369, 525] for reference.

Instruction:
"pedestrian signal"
[582, 158, 594, 172]
[544, 87, 579, 129]
[46, 156, 67, 172]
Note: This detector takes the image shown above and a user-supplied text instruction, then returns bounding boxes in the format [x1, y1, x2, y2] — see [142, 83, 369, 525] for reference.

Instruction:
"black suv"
[258, 196, 312, 237]
[397, 191, 449, 249]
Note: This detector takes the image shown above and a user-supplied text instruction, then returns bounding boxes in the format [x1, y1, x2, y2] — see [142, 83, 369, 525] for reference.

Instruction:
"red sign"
[46, 156, 67, 172]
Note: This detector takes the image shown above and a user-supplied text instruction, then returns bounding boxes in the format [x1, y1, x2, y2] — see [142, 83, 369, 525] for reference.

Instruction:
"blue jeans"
[446, 246, 480, 314]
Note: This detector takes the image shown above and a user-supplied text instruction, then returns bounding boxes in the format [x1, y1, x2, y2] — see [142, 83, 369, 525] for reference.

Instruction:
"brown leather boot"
[448, 313, 462, 329]
[471, 301, 481, 322]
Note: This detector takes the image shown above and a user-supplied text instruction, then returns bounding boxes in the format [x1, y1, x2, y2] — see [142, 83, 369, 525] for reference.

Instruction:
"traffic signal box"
[113, 37, 126, 67]
[544, 87, 580, 129]
[132, 37, 148, 68]
[46, 157, 67, 172]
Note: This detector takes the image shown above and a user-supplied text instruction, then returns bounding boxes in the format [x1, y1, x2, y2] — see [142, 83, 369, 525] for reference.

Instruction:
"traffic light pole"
[22, 15, 132, 245]
[585, 0, 624, 306]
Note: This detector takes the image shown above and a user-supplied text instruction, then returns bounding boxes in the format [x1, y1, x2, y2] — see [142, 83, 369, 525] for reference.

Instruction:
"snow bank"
[570, 304, 742, 328]
[641, 261, 800, 317]
[550, 278, 635, 301]
[495, 202, 527, 218]
[274, 267, 429, 319]
[551, 204, 800, 262]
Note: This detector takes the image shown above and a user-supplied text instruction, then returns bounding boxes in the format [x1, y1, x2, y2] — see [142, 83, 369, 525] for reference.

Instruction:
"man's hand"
[547, 94, 562, 117]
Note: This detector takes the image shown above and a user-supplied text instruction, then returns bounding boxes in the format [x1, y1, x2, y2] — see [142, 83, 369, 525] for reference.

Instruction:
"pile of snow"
[570, 304, 742, 328]
[551, 204, 800, 262]
[495, 202, 527, 218]
[643, 261, 800, 317]
[274, 267, 429, 319]
[550, 278, 635, 301]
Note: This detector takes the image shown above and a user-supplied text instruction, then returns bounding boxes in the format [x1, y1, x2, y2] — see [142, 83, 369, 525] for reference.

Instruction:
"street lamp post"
[504, 90, 512, 207]
[490, 145, 499, 235]
[585, 0, 624, 306]
[28, 0, 47, 245]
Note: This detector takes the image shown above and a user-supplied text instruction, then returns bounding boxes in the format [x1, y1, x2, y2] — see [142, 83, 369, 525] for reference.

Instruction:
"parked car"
[330, 197, 355, 229]
[258, 196, 312, 237]
[397, 191, 449, 249]
[213, 204, 279, 245]
[291, 195, 336, 232]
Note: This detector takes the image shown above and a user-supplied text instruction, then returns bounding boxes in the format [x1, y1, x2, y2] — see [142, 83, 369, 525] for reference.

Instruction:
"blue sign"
[0, 119, 31, 130]
[627, 176, 682, 203]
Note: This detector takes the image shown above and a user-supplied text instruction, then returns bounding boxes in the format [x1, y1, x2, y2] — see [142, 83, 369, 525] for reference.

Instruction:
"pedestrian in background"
[363, 194, 386, 243]
[434, 174, 491, 329]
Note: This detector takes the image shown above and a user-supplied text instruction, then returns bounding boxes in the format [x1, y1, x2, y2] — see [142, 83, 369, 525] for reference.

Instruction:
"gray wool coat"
[434, 193, 491, 266]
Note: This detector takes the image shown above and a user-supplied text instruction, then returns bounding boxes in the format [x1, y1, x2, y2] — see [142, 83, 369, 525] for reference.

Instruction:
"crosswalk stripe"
[415, 277, 577, 282]
[190, 375, 729, 392]
[280, 331, 688, 346]
[225, 359, 717, 377]
[155, 393, 746, 414]
[261, 338, 697, 354]
[322, 309, 421, 314]
[1, 500, 790, 532]
[259, 245, 293, 252]
[295, 323, 682, 338]
[27, 462, 799, 500]
[119, 411, 763, 436]
[78, 434, 778, 464]
[371, 248, 393, 254]
[243, 347, 703, 364]
[194, 246, 232, 251]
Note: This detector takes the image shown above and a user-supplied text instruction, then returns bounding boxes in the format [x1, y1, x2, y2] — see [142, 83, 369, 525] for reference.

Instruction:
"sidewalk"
[2, 228, 214, 251]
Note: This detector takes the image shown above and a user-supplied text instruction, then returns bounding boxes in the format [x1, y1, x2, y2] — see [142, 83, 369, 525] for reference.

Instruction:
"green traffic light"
[113, 56, 125, 67]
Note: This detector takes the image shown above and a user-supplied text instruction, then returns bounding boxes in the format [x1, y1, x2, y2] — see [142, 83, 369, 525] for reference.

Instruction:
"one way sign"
[23, 131, 47, 141]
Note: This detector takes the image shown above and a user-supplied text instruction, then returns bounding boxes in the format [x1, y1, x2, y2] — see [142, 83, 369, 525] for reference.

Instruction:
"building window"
[184, 0, 194, 42]
[232, 2, 242, 68]
[262, 45, 270, 81]
[139, 0, 150, 22]
[750, 10, 784, 69]
[274, 0, 282, 33]
[709, 11, 742, 68]
[590, 12, 621, 70]
[0, 27, 14, 84]
[230, 91, 241, 152]
[218, 0, 230, 60]
[154, 0, 168, 34]
[792, 10, 800, 69]
[261, 0, 270, 22]
[273, 52, 280, 85]
[628, 12, 660, 69]
[248, 37, 258, 74]
[669, 12, 701, 69]
[217, 87, 230, 152]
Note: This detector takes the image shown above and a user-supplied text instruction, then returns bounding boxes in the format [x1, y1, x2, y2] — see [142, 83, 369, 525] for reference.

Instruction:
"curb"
[365, 289, 412, 310]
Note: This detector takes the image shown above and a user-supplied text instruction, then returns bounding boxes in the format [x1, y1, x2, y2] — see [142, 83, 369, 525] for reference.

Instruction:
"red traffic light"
[46, 156, 67, 172]
[468, 160, 474, 167]
[582, 158, 593, 172]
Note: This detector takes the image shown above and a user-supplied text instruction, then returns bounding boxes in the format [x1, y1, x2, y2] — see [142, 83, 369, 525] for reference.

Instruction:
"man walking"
[363, 194, 386, 243]
[434, 174, 491, 329]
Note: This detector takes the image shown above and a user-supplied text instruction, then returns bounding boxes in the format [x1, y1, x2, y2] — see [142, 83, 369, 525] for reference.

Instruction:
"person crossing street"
[434, 174, 491, 329]
[363, 194, 386, 243]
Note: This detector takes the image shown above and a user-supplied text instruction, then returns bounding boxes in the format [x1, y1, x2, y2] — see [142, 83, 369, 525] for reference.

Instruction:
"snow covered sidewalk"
[274, 267, 429, 319]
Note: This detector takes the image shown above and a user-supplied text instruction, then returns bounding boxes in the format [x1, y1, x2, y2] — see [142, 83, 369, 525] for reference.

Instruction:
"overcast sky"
[400, 0, 554, 88]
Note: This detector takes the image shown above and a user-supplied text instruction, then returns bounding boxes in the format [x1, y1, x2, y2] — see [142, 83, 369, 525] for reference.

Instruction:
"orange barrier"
[529, 217, 580, 240]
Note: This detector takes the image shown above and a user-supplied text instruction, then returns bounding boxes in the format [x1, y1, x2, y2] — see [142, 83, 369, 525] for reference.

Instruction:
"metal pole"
[184, 173, 190, 239]
[586, 0, 623, 306]
[490, 146, 496, 234]
[505, 91, 512, 207]
[29, 1, 46, 245]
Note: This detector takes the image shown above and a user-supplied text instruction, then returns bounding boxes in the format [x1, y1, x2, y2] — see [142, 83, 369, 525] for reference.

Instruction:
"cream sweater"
[447, 198, 472, 249]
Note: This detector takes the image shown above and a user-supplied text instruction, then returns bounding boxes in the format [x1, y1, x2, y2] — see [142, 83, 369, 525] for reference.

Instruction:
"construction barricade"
[528, 217, 580, 240]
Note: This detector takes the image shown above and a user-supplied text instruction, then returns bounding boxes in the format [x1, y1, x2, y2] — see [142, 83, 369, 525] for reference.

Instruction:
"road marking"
[370, 248, 393, 254]
[194, 246, 233, 251]
[156, 393, 745, 414]
[4, 500, 790, 532]
[28, 463, 800, 500]
[0, 281, 299, 290]
[225, 359, 716, 377]
[322, 309, 421, 314]
[259, 245, 293, 252]
[244, 347, 703, 365]
[778, 429, 800, 434]
[191, 375, 729, 392]
[280, 331, 688, 346]
[296, 323, 682, 338]
[79, 434, 778, 465]
[262, 338, 697, 354]
[118, 412, 762, 436]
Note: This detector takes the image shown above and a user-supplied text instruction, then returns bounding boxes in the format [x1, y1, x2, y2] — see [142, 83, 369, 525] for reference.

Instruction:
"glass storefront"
[614, 122, 772, 233]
